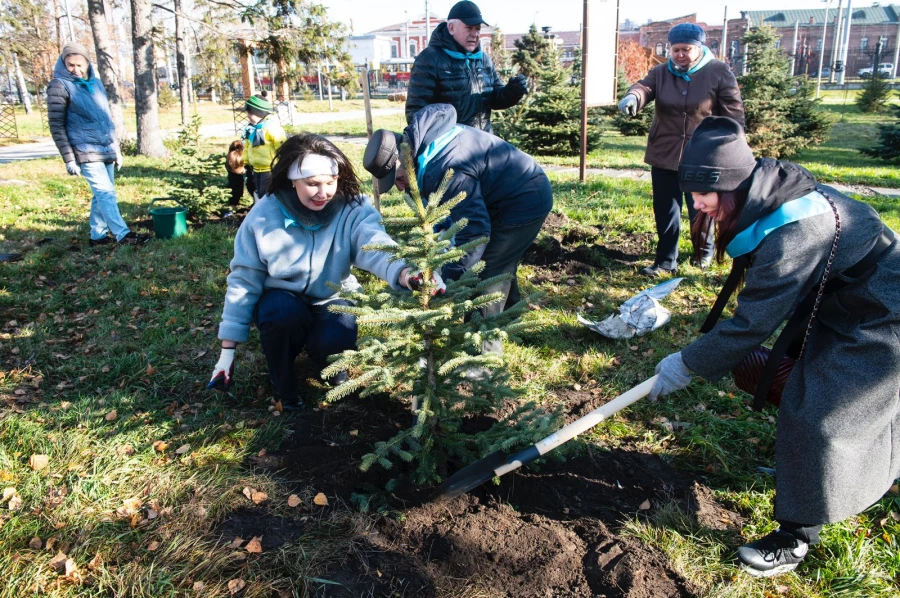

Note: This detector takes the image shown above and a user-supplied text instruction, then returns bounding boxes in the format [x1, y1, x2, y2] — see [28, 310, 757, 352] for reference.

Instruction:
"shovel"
[437, 375, 658, 499]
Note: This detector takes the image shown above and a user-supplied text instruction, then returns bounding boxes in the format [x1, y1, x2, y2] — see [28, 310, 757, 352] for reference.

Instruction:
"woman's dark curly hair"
[267, 133, 362, 204]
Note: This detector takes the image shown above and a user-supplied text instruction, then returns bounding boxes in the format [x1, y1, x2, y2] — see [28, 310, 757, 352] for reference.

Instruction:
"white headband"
[288, 153, 339, 180]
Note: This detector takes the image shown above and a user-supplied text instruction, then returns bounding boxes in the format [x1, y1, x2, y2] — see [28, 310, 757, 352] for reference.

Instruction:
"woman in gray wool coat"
[650, 116, 899, 577]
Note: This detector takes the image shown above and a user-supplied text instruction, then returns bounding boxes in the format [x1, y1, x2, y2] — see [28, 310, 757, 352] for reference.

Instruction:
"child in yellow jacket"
[242, 95, 286, 201]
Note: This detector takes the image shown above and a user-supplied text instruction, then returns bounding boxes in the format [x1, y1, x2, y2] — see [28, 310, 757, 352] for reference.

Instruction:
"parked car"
[858, 63, 894, 78]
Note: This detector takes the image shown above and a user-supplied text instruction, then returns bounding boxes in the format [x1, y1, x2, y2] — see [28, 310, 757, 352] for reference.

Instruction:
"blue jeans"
[253, 289, 357, 400]
[81, 161, 130, 242]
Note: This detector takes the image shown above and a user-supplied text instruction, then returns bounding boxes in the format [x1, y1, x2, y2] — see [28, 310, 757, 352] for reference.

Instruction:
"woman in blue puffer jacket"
[47, 43, 148, 246]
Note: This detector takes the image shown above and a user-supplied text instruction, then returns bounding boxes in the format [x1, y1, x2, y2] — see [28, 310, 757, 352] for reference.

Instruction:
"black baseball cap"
[363, 129, 403, 194]
[448, 1, 489, 26]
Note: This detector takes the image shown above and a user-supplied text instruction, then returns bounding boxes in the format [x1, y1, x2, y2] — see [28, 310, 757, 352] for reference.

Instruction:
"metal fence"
[728, 46, 898, 80]
[0, 104, 17, 140]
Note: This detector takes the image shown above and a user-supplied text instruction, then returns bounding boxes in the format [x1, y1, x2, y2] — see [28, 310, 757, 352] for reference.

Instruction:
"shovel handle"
[494, 375, 658, 477]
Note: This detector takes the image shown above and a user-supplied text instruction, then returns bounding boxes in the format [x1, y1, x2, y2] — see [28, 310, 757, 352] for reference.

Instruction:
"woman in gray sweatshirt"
[210, 134, 427, 405]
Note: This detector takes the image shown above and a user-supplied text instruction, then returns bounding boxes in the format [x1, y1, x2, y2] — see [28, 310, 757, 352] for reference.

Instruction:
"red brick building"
[364, 14, 496, 60]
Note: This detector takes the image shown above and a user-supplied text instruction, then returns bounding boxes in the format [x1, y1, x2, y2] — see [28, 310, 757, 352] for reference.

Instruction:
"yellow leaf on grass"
[146, 364, 156, 376]
[273, 400, 283, 414]
[152, 441, 169, 452]
[889, 484, 899, 496]
[313, 493, 328, 507]
[251, 491, 267, 505]
[104, 410, 118, 421]
[228, 578, 246, 595]
[287, 494, 302, 508]
[29, 454, 49, 471]
[122, 497, 142, 514]
[244, 536, 263, 554]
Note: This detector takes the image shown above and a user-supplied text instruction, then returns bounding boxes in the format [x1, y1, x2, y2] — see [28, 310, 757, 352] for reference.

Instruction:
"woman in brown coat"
[619, 23, 744, 276]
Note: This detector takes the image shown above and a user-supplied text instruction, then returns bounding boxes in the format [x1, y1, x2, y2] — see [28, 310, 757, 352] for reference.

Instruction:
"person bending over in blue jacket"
[363, 103, 553, 357]
[210, 134, 432, 405]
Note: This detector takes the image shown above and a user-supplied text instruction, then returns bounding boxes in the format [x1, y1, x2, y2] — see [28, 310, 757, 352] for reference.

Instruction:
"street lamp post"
[816, 0, 832, 98]
[836, 0, 853, 85]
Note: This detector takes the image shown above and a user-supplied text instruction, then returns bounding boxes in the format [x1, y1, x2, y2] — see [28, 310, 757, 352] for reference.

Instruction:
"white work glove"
[208, 348, 235, 390]
[400, 268, 447, 295]
[115, 150, 124, 171]
[618, 94, 638, 117]
[649, 351, 692, 401]
[65, 161, 81, 176]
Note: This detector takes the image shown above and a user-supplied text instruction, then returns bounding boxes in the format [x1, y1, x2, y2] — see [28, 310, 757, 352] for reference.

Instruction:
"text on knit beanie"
[678, 116, 757, 193]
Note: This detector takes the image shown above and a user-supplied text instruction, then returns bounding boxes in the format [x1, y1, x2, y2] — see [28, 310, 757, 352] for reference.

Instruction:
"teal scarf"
[667, 46, 713, 82]
[73, 77, 95, 92]
[274, 187, 345, 231]
[726, 191, 832, 258]
[416, 125, 464, 188]
[443, 48, 483, 69]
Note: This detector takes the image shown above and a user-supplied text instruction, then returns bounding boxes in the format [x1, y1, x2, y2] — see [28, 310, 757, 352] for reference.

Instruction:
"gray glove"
[649, 351, 692, 401]
[618, 94, 638, 117]
[65, 161, 81, 176]
[115, 149, 124, 171]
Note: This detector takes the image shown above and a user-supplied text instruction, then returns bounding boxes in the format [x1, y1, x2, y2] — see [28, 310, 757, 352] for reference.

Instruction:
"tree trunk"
[51, 0, 63, 53]
[13, 53, 33, 114]
[86, 0, 126, 142]
[130, 0, 168, 157]
[174, 0, 189, 124]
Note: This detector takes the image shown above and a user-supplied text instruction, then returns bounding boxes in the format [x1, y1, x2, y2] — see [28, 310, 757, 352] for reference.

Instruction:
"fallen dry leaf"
[273, 400, 283, 414]
[193, 581, 205, 591]
[60, 401, 72, 410]
[122, 497, 142, 514]
[29, 454, 49, 471]
[2, 487, 16, 501]
[147, 541, 160, 551]
[152, 440, 169, 452]
[228, 536, 244, 549]
[287, 494, 302, 508]
[104, 410, 118, 421]
[175, 444, 191, 455]
[244, 536, 263, 554]
[889, 484, 899, 496]
[28, 537, 42, 550]
[228, 578, 246, 595]
[49, 551, 68, 573]
[251, 491, 267, 505]
[348, 430, 358, 437]
[8, 495, 23, 511]
[313, 493, 328, 507]
[117, 445, 135, 457]
[146, 364, 156, 376]
[638, 499, 651, 511]
[241, 487, 253, 501]
[64, 558, 78, 578]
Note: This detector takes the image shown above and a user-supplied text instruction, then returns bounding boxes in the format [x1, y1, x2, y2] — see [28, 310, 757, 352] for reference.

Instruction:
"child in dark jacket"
[225, 140, 246, 208]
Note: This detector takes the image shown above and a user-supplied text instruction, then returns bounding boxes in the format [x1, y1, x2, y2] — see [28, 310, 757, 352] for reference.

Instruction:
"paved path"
[0, 111, 898, 200]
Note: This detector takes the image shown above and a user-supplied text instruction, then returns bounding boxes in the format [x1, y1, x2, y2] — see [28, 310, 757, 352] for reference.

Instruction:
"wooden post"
[362, 62, 380, 211]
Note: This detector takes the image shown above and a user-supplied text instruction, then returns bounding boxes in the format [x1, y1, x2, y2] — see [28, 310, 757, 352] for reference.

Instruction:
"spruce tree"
[856, 72, 892, 113]
[511, 24, 556, 91]
[862, 103, 900, 162]
[167, 115, 232, 219]
[738, 25, 833, 158]
[323, 145, 561, 488]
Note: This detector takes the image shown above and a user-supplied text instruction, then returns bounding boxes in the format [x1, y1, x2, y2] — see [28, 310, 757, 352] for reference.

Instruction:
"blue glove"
[618, 94, 638, 117]
[649, 352, 692, 401]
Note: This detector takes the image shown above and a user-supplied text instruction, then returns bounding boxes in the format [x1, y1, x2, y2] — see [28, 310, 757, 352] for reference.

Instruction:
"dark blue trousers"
[254, 289, 356, 400]
[651, 167, 714, 270]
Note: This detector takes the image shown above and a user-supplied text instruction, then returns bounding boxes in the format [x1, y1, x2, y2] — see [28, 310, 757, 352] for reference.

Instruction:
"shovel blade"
[436, 449, 510, 499]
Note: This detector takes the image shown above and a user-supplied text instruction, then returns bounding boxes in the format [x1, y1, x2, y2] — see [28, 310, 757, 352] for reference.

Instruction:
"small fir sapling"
[322, 143, 562, 487]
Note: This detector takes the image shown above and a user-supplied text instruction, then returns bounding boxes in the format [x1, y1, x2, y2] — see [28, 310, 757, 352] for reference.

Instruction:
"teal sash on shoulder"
[726, 191, 832, 258]
[416, 126, 464, 188]
[667, 46, 713, 82]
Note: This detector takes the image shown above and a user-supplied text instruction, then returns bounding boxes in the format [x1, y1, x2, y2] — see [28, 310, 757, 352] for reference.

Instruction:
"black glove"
[507, 75, 528, 97]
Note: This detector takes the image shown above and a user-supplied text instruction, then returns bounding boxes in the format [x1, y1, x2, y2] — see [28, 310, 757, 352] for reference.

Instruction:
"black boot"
[736, 529, 808, 577]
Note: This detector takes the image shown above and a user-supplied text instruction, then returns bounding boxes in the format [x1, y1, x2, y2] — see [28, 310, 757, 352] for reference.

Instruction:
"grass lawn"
[0, 121, 899, 596]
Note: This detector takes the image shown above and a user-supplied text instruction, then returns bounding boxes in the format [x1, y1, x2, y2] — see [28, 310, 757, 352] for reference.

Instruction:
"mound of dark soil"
[216, 390, 745, 597]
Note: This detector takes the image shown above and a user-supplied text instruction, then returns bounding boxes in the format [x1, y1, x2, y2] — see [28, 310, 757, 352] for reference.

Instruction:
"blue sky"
[324, 0, 839, 35]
